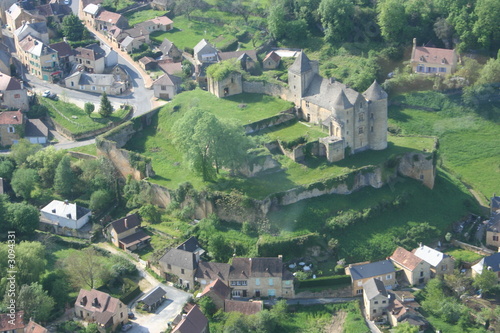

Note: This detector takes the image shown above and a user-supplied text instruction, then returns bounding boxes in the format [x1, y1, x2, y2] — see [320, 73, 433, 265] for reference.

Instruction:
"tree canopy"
[61, 14, 85, 41]
[99, 92, 113, 117]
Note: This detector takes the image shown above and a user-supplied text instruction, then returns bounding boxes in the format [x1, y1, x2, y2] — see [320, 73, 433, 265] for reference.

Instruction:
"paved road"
[264, 297, 356, 306]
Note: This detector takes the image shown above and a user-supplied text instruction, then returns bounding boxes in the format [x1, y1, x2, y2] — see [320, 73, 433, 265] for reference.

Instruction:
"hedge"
[119, 279, 142, 304]
[256, 233, 321, 258]
[298, 275, 351, 288]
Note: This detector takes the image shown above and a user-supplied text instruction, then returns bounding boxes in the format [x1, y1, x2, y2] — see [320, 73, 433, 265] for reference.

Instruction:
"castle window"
[305, 101, 309, 108]
[360, 102, 363, 109]
[370, 113, 374, 119]
[358, 127, 364, 134]
[231, 78, 234, 83]
[346, 119, 349, 124]
[371, 126, 373, 132]
[359, 113, 364, 121]
[493, 236, 499, 241]
[306, 114, 310, 122]
[346, 131, 349, 135]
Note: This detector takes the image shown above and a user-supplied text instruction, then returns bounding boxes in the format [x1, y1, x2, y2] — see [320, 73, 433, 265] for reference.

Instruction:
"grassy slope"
[389, 93, 500, 199]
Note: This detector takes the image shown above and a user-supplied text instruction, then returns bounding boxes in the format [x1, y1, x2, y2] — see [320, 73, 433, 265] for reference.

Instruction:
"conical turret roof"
[333, 89, 353, 110]
[289, 51, 312, 74]
[363, 80, 387, 100]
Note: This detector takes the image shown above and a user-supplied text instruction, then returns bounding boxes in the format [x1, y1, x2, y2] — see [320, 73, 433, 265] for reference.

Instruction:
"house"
[106, 213, 151, 251]
[471, 252, 500, 281]
[0, 0, 18, 27]
[208, 71, 242, 98]
[13, 21, 49, 49]
[5, 3, 42, 32]
[157, 60, 183, 76]
[390, 246, 431, 286]
[75, 289, 128, 333]
[118, 27, 150, 53]
[177, 237, 205, 259]
[94, 10, 128, 32]
[171, 305, 208, 333]
[363, 278, 389, 320]
[152, 73, 182, 100]
[346, 260, 396, 296]
[158, 248, 199, 289]
[25, 118, 49, 144]
[195, 261, 231, 286]
[0, 311, 24, 333]
[24, 320, 48, 333]
[228, 255, 295, 298]
[136, 16, 173, 33]
[64, 70, 129, 95]
[75, 43, 118, 74]
[82, 3, 101, 27]
[49, 41, 75, 74]
[159, 39, 182, 62]
[18, 36, 59, 81]
[224, 299, 263, 315]
[33, 2, 71, 23]
[387, 291, 428, 332]
[0, 44, 11, 75]
[138, 286, 167, 312]
[197, 278, 231, 310]
[410, 38, 458, 75]
[486, 194, 500, 248]
[412, 244, 455, 276]
[40, 199, 91, 230]
[0, 109, 24, 146]
[139, 56, 156, 71]
[193, 39, 218, 64]
[0, 74, 29, 111]
[218, 50, 259, 74]
[263, 51, 281, 69]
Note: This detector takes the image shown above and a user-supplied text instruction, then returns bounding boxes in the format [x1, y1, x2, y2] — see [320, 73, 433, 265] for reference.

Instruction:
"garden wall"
[242, 81, 293, 101]
[243, 108, 296, 134]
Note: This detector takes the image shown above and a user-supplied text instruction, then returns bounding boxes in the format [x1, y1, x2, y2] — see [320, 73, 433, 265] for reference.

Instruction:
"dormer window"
[420, 56, 425, 62]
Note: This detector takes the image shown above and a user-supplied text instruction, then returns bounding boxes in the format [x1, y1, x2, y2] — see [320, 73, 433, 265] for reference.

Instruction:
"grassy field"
[39, 98, 129, 136]
[388, 92, 500, 199]
[123, 9, 168, 27]
[68, 144, 98, 156]
[259, 121, 328, 143]
[445, 247, 483, 263]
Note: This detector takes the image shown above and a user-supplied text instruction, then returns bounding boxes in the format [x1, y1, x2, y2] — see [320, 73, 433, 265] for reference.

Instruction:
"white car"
[42, 90, 51, 97]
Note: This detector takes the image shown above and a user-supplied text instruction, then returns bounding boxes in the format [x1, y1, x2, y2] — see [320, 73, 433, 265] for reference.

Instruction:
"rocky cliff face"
[397, 152, 436, 189]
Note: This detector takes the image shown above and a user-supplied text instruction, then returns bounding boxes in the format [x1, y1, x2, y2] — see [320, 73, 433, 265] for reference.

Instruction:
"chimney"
[182, 243, 186, 250]
[419, 242, 423, 249]
[63, 37, 67, 43]
[13, 115, 17, 119]
[64, 199, 69, 204]
[22, 20, 26, 26]
[124, 218, 128, 229]
[278, 255, 283, 260]
[329, 77, 335, 84]
[413, 38, 417, 48]
[19, 80, 24, 90]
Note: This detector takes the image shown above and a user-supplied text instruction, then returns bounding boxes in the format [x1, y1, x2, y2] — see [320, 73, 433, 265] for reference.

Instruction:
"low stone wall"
[243, 109, 296, 134]
[239, 153, 281, 178]
[68, 151, 97, 160]
[451, 239, 494, 257]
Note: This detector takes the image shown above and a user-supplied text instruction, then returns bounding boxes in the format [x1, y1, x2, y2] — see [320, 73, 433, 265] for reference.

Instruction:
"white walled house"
[40, 200, 91, 230]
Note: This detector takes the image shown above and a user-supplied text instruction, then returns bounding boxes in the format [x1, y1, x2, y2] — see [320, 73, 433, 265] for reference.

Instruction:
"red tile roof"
[0, 311, 25, 331]
[390, 247, 423, 271]
[151, 16, 173, 25]
[75, 289, 122, 327]
[412, 46, 456, 66]
[199, 278, 231, 300]
[172, 305, 208, 333]
[96, 10, 124, 25]
[264, 51, 281, 63]
[24, 320, 48, 333]
[0, 110, 23, 125]
[224, 300, 263, 315]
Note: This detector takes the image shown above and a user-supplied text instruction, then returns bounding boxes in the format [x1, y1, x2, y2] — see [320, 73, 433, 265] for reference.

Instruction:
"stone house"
[0, 109, 24, 146]
[387, 291, 428, 332]
[136, 16, 173, 33]
[6, 3, 42, 32]
[0, 44, 11, 76]
[13, 21, 49, 50]
[94, 10, 128, 32]
[25, 118, 49, 144]
[157, 60, 182, 76]
[218, 50, 258, 74]
[0, 311, 25, 333]
[82, 3, 101, 27]
[49, 41, 75, 74]
[390, 247, 432, 286]
[228, 256, 295, 298]
[410, 38, 458, 75]
[195, 261, 230, 287]
[0, 0, 18, 28]
[151, 0, 173, 11]
[486, 195, 500, 248]
[0, 74, 29, 111]
[159, 248, 199, 289]
[64, 70, 128, 95]
[208, 71, 242, 98]
[138, 286, 167, 312]
[18, 36, 59, 81]
[412, 244, 455, 276]
[224, 300, 263, 315]
[75, 43, 118, 74]
[198, 278, 231, 310]
[75, 289, 128, 333]
[263, 51, 281, 70]
[171, 305, 208, 333]
[24, 320, 48, 333]
[139, 56, 156, 71]
[193, 39, 218, 64]
[472, 252, 500, 281]
[40, 199, 91, 230]
[346, 260, 396, 296]
[152, 73, 182, 100]
[159, 39, 182, 62]
[106, 213, 151, 251]
[33, 2, 72, 24]
[363, 278, 389, 320]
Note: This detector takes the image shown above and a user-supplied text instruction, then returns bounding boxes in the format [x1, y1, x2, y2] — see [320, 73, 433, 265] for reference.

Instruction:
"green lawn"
[259, 121, 328, 143]
[445, 248, 483, 263]
[388, 92, 500, 199]
[39, 98, 129, 136]
[123, 9, 168, 27]
[68, 144, 98, 156]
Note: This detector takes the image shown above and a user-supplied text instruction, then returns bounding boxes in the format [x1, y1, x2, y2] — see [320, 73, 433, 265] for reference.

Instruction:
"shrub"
[298, 275, 351, 288]
[28, 104, 48, 119]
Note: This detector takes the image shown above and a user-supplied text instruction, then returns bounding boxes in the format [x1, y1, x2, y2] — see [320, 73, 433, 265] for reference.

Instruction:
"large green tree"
[473, 268, 498, 294]
[377, 0, 407, 43]
[61, 247, 109, 289]
[10, 139, 42, 166]
[61, 14, 85, 41]
[6, 202, 39, 236]
[473, 0, 500, 50]
[172, 108, 250, 181]
[476, 58, 500, 85]
[27, 146, 65, 188]
[84, 102, 95, 117]
[54, 155, 74, 197]
[99, 92, 113, 117]
[318, 0, 355, 43]
[267, 0, 287, 40]
[17, 283, 55, 323]
[0, 241, 47, 288]
[0, 157, 15, 180]
[11, 168, 39, 200]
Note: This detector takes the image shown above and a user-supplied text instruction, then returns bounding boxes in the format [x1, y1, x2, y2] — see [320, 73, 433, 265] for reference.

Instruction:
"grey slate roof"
[363, 278, 388, 300]
[288, 51, 312, 74]
[109, 213, 141, 234]
[193, 39, 216, 57]
[177, 237, 202, 253]
[474, 252, 500, 274]
[195, 261, 231, 282]
[218, 50, 258, 63]
[160, 38, 175, 54]
[25, 119, 48, 138]
[153, 73, 182, 86]
[492, 195, 500, 212]
[333, 89, 353, 110]
[229, 257, 291, 279]
[41, 200, 90, 220]
[139, 286, 166, 306]
[349, 260, 395, 281]
[303, 75, 360, 111]
[160, 248, 197, 270]
[79, 73, 116, 86]
[363, 80, 387, 101]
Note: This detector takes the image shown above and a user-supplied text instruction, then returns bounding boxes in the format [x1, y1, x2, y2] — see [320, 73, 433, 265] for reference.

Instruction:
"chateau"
[208, 51, 388, 162]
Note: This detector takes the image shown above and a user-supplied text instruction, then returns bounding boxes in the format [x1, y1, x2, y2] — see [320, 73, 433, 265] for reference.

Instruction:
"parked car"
[42, 90, 51, 97]
[42, 90, 58, 101]
[121, 324, 133, 332]
[128, 311, 134, 319]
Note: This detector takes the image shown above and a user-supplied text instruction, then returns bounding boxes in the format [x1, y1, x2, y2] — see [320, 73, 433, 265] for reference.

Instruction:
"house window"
[231, 78, 234, 83]
[371, 126, 374, 132]
[373, 309, 377, 314]
[416, 65, 424, 72]
[167, 264, 171, 269]
[14, 94, 20, 99]
[232, 290, 242, 297]
[255, 278, 260, 286]
[86, 60, 90, 64]
[359, 113, 364, 121]
[71, 82, 74, 87]
[305, 101, 309, 108]
[102, 87, 106, 91]
[357, 281, 363, 287]
[92, 86, 96, 90]
[120, 313, 123, 318]
[8, 126, 14, 133]
[386, 274, 392, 280]
[268, 289, 276, 297]
[356, 289, 363, 295]
[420, 271, 424, 277]
[230, 281, 248, 286]
[374, 301, 378, 304]
[268, 278, 274, 286]
[181, 269, 185, 275]
[370, 113, 374, 119]
[358, 127, 364, 134]
[80, 85, 85, 90]
[360, 102, 363, 109]
[161, 85, 167, 91]
[382, 300, 386, 304]
[347, 131, 349, 135]
[493, 236, 499, 241]
[439, 67, 447, 73]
